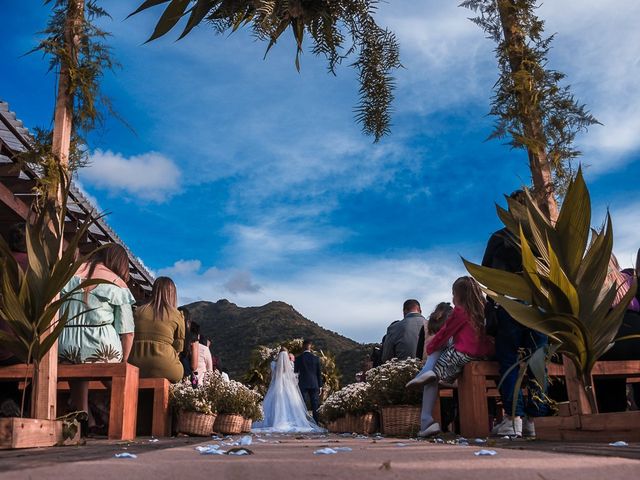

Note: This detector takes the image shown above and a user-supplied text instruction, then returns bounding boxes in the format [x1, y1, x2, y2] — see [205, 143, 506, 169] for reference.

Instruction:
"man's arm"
[316, 357, 323, 388]
[294, 355, 300, 373]
[380, 328, 394, 363]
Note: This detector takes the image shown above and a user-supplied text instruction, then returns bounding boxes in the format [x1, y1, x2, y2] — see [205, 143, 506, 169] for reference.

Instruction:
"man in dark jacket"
[485, 190, 550, 437]
[381, 300, 425, 363]
[294, 339, 323, 422]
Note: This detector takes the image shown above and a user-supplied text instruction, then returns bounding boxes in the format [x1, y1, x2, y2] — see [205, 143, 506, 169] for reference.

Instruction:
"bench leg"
[108, 370, 139, 440]
[151, 385, 171, 438]
[458, 372, 489, 438]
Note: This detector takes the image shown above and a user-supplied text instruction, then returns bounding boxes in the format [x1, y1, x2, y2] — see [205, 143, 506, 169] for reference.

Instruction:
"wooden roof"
[0, 100, 154, 301]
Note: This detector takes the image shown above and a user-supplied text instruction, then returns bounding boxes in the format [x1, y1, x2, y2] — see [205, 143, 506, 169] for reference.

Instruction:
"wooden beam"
[0, 180, 30, 220]
[1, 178, 38, 194]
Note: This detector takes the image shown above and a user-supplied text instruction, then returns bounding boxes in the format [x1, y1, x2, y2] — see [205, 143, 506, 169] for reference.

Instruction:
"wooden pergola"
[0, 100, 154, 302]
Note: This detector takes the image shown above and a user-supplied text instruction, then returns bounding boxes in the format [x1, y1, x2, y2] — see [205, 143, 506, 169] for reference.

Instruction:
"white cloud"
[159, 251, 467, 343]
[82, 149, 181, 202]
[158, 259, 202, 277]
[607, 201, 640, 269]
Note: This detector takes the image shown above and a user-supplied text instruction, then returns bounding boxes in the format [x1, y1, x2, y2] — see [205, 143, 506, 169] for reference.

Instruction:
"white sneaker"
[405, 370, 437, 389]
[522, 417, 536, 437]
[417, 422, 441, 437]
[491, 416, 522, 437]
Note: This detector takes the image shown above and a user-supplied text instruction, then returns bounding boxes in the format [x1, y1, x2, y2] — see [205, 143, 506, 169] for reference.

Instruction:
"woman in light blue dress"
[58, 244, 135, 431]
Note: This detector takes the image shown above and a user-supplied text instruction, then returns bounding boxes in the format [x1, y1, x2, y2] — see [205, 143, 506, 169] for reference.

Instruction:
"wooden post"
[32, 0, 84, 421]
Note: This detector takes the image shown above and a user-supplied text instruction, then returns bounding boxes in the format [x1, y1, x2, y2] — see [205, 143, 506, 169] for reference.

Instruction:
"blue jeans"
[418, 350, 441, 430]
[495, 307, 550, 418]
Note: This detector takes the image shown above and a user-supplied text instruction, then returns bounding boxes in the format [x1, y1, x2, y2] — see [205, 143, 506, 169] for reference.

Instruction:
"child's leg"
[417, 349, 441, 376]
[420, 382, 439, 430]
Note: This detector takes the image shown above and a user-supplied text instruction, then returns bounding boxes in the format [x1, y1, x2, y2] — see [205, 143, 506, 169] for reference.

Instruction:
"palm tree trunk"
[496, 0, 559, 220]
[32, 0, 84, 421]
[496, 0, 595, 415]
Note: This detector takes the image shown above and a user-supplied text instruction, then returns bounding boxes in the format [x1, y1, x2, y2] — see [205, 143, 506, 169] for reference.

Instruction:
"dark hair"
[178, 307, 192, 357]
[190, 321, 201, 338]
[428, 302, 453, 335]
[86, 243, 130, 282]
[149, 277, 178, 321]
[452, 276, 486, 332]
[200, 335, 210, 346]
[8, 223, 26, 253]
[303, 339, 312, 349]
[178, 306, 191, 324]
[403, 299, 421, 314]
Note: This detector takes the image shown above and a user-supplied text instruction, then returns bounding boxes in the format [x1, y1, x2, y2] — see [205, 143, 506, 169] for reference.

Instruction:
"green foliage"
[130, 0, 401, 141]
[365, 358, 422, 407]
[464, 168, 637, 410]
[461, 0, 599, 194]
[0, 179, 105, 367]
[34, 1, 120, 138]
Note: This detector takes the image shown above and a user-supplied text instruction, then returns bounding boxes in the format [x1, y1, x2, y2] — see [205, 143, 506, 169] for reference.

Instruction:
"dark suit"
[294, 350, 323, 422]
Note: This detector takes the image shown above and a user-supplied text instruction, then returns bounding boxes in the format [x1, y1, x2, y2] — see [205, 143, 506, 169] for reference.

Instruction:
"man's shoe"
[522, 417, 536, 437]
[405, 370, 437, 389]
[417, 422, 441, 438]
[491, 416, 522, 437]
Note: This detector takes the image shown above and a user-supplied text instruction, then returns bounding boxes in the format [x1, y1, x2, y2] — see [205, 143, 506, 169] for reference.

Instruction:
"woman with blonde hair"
[129, 277, 185, 383]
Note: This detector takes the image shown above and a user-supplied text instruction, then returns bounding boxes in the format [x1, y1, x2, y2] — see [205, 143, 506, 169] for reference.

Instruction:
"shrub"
[366, 358, 423, 407]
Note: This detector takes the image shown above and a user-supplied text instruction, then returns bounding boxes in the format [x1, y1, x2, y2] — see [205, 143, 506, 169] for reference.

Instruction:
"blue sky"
[1, 1, 639, 343]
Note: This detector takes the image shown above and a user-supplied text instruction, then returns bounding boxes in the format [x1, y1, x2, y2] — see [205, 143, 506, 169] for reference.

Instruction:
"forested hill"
[185, 299, 372, 384]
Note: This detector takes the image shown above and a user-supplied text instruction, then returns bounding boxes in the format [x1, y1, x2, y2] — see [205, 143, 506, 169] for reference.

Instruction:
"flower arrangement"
[216, 379, 264, 421]
[318, 382, 374, 422]
[366, 358, 423, 407]
[169, 378, 215, 416]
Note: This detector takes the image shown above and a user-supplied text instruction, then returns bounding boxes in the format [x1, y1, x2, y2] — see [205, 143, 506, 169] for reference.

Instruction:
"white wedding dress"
[252, 351, 325, 433]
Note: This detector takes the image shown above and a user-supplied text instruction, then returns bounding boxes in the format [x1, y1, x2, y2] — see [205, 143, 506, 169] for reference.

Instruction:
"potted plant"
[170, 375, 218, 436]
[319, 382, 378, 434]
[0, 178, 104, 449]
[366, 358, 422, 436]
[214, 379, 263, 435]
[464, 169, 639, 441]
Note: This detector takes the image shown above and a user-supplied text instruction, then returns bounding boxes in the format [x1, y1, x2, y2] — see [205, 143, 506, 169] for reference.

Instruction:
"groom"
[294, 339, 323, 423]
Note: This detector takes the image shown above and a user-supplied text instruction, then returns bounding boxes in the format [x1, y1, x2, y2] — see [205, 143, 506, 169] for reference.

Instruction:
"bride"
[252, 348, 325, 433]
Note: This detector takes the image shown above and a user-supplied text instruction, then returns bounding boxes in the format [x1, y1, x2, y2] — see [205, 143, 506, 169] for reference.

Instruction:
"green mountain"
[184, 299, 372, 384]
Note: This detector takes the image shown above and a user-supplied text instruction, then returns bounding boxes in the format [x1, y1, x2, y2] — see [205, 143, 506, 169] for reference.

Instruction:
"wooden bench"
[0, 363, 139, 440]
[53, 377, 172, 438]
[457, 360, 640, 437]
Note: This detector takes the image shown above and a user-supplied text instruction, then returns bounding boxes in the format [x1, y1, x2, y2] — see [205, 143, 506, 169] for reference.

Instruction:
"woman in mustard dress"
[129, 277, 185, 383]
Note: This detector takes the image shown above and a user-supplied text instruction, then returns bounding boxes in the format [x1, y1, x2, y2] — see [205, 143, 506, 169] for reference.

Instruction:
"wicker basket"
[348, 412, 379, 435]
[214, 414, 245, 435]
[242, 418, 252, 432]
[176, 411, 216, 437]
[380, 406, 421, 437]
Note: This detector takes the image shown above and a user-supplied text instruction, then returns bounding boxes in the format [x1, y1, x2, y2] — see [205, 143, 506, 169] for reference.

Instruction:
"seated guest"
[595, 253, 640, 412]
[58, 243, 135, 433]
[483, 190, 551, 437]
[381, 300, 425, 363]
[415, 302, 452, 360]
[177, 306, 199, 381]
[129, 277, 185, 383]
[197, 335, 214, 381]
[408, 277, 494, 437]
